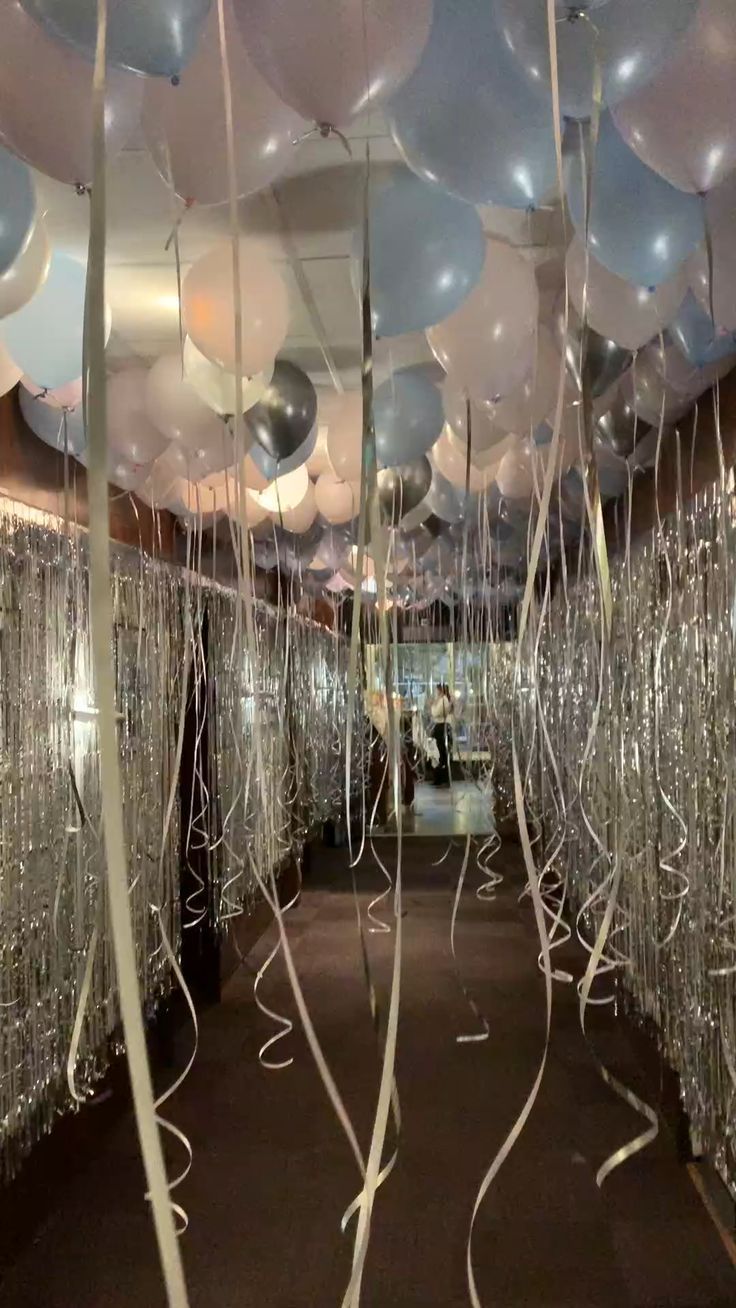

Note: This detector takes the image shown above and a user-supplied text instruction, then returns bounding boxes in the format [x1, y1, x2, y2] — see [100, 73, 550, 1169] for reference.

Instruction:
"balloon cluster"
[0, 0, 734, 601]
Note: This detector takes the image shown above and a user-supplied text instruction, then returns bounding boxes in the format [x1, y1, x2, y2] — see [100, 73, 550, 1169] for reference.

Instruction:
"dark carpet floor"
[2, 837, 735, 1307]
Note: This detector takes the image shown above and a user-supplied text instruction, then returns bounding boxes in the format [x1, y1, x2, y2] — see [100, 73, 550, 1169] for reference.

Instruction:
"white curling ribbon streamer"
[218, 1, 368, 1260]
[85, 2, 189, 1302]
[450, 834, 490, 1044]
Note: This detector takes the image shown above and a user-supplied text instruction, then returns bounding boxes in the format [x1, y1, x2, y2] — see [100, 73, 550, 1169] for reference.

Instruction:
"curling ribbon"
[85, 2, 189, 1302]
[218, 0, 367, 1224]
[450, 834, 490, 1044]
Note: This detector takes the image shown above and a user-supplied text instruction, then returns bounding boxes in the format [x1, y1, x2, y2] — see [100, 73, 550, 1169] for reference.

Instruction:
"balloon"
[305, 419, 333, 479]
[106, 369, 170, 465]
[496, 438, 545, 501]
[688, 174, 736, 332]
[432, 428, 490, 493]
[0, 219, 49, 321]
[143, 1, 302, 206]
[256, 465, 309, 515]
[232, 0, 431, 126]
[314, 472, 360, 525]
[596, 391, 652, 458]
[22, 0, 211, 78]
[107, 456, 153, 494]
[182, 241, 289, 375]
[595, 436, 630, 500]
[374, 371, 444, 468]
[18, 383, 85, 455]
[21, 374, 83, 411]
[494, 0, 697, 123]
[0, 147, 36, 278]
[246, 360, 316, 463]
[277, 481, 318, 534]
[145, 354, 227, 455]
[425, 466, 467, 524]
[361, 169, 485, 337]
[427, 240, 538, 403]
[309, 527, 351, 573]
[612, 1, 736, 195]
[389, 0, 557, 209]
[377, 458, 432, 525]
[443, 382, 510, 453]
[0, 341, 22, 398]
[159, 429, 235, 483]
[325, 392, 363, 482]
[0, 254, 104, 391]
[0, 3, 141, 187]
[566, 114, 704, 288]
[565, 237, 687, 351]
[553, 301, 632, 400]
[620, 351, 694, 427]
[490, 328, 564, 436]
[668, 292, 736, 369]
[248, 421, 317, 481]
[647, 338, 734, 399]
[77, 445, 153, 493]
[182, 337, 270, 416]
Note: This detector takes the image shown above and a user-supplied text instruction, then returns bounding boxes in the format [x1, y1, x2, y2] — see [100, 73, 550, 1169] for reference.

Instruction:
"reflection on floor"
[375, 780, 494, 837]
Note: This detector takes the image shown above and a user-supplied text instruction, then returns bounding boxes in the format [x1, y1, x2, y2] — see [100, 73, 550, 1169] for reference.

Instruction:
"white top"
[430, 694, 453, 724]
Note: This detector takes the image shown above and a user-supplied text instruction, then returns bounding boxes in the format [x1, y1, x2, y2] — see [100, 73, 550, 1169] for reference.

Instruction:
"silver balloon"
[553, 299, 632, 399]
[596, 391, 653, 458]
[377, 457, 432, 525]
[247, 360, 317, 463]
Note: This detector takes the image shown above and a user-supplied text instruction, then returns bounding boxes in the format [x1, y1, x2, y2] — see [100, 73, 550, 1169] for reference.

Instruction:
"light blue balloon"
[21, 0, 211, 78]
[0, 146, 36, 277]
[18, 384, 86, 454]
[388, 0, 556, 210]
[359, 169, 485, 338]
[374, 372, 444, 469]
[668, 292, 736, 368]
[248, 421, 317, 481]
[566, 113, 703, 287]
[0, 252, 87, 390]
[493, 0, 697, 123]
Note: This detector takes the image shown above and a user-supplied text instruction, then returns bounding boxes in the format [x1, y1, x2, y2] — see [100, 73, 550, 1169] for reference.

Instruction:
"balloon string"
[85, 2, 189, 1303]
[450, 834, 490, 1044]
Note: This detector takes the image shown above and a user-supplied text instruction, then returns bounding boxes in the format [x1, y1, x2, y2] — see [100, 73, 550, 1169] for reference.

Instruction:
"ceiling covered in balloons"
[0, 0, 734, 603]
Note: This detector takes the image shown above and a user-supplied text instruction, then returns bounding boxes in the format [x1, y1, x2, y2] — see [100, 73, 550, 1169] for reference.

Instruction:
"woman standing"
[429, 683, 454, 787]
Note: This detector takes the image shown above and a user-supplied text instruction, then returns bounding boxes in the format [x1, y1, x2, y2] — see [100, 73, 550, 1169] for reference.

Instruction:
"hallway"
[2, 838, 734, 1307]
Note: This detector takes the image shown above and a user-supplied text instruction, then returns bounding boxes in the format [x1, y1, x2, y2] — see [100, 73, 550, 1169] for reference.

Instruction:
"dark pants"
[432, 723, 452, 784]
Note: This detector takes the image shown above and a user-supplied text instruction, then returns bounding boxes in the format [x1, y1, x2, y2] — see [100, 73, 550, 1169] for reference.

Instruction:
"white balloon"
[278, 480, 317, 533]
[183, 336, 271, 415]
[256, 465, 309, 514]
[157, 434, 236, 485]
[432, 426, 490, 492]
[325, 391, 363, 482]
[0, 339, 22, 398]
[0, 219, 50, 320]
[107, 368, 169, 464]
[314, 472, 360, 524]
[18, 382, 85, 453]
[305, 422, 334, 478]
[146, 353, 226, 450]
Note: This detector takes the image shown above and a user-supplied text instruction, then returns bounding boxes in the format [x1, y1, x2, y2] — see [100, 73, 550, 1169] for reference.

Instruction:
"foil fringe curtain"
[0, 501, 350, 1180]
[527, 480, 736, 1195]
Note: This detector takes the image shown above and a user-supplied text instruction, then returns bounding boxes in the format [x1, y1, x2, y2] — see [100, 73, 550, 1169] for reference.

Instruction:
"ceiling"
[33, 110, 567, 396]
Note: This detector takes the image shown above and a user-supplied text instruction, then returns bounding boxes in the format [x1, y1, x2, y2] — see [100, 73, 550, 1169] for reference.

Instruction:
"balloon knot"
[75, 183, 90, 197]
[171, 75, 180, 87]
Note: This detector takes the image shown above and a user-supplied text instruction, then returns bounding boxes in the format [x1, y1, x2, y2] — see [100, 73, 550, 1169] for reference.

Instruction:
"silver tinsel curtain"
[529, 480, 736, 1195]
[0, 502, 350, 1180]
[0, 504, 183, 1179]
